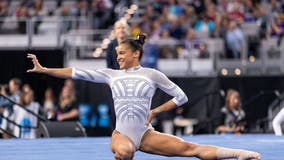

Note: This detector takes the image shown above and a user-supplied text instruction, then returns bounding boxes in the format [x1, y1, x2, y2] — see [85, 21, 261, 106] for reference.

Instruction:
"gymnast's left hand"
[145, 110, 157, 126]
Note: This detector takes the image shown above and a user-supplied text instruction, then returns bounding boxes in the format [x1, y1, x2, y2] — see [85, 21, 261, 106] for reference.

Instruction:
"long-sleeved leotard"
[72, 65, 188, 149]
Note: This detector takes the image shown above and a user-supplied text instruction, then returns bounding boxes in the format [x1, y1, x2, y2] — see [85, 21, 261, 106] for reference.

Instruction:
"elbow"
[184, 95, 189, 104]
[174, 94, 188, 107]
[181, 95, 188, 106]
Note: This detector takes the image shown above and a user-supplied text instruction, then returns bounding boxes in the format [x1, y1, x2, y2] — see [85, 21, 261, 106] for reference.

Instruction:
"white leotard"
[72, 65, 188, 149]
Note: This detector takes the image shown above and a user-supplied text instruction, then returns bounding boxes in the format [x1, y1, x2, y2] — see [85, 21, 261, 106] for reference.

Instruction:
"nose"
[116, 56, 120, 62]
[117, 54, 122, 61]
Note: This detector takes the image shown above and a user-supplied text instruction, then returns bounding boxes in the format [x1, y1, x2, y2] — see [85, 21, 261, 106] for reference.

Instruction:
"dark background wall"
[0, 50, 64, 103]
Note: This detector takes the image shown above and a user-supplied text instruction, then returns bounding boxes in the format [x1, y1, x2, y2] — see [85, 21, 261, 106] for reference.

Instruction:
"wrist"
[152, 108, 160, 116]
[40, 67, 48, 73]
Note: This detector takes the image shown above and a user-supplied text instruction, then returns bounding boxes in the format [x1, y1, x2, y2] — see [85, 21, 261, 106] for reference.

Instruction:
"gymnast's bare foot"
[237, 150, 261, 160]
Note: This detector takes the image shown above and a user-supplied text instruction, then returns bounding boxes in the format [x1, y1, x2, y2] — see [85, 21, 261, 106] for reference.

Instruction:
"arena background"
[0, 0, 284, 137]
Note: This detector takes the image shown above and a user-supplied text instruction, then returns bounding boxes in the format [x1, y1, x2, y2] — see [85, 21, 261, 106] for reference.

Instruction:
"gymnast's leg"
[109, 130, 136, 160]
[272, 107, 284, 136]
[139, 130, 260, 160]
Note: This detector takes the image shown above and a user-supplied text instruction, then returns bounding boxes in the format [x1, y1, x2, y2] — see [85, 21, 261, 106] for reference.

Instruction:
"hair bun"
[135, 33, 147, 45]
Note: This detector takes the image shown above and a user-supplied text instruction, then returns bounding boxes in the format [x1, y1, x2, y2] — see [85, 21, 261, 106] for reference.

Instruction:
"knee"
[115, 144, 135, 160]
[179, 142, 198, 156]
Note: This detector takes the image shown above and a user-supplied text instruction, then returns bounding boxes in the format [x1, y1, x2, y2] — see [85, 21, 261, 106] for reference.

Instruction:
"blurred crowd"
[0, 78, 79, 138]
[131, 0, 284, 59]
[0, 0, 121, 34]
[0, 0, 283, 59]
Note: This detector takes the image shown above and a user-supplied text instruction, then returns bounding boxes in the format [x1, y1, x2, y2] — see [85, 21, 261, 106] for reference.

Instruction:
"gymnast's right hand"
[27, 53, 45, 73]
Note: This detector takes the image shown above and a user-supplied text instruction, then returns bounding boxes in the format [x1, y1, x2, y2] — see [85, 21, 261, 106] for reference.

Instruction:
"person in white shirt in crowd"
[13, 84, 40, 139]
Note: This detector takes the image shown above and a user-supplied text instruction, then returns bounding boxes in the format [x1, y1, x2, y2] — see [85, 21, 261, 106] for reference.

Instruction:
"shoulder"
[141, 67, 163, 76]
[108, 40, 118, 48]
[140, 67, 169, 82]
[142, 67, 161, 73]
[31, 102, 40, 109]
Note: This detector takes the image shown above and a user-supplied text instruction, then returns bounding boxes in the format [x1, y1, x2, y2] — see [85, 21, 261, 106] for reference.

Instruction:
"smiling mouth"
[118, 60, 124, 66]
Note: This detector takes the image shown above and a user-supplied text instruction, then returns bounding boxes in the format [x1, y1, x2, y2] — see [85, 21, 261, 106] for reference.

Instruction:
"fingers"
[27, 69, 35, 73]
[27, 53, 38, 62]
[26, 53, 38, 73]
[145, 114, 151, 126]
[27, 53, 36, 59]
[145, 120, 150, 126]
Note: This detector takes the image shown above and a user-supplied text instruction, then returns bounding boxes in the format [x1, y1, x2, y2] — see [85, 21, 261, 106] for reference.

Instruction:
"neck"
[132, 62, 140, 67]
[124, 63, 141, 71]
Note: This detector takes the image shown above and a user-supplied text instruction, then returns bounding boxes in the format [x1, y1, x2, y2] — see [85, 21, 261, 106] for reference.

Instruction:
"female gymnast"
[27, 33, 260, 160]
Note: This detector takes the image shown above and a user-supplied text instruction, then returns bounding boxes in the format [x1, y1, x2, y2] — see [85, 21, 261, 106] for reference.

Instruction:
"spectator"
[168, 0, 184, 18]
[180, 6, 197, 32]
[28, 0, 48, 34]
[43, 87, 57, 120]
[0, 83, 8, 124]
[0, 0, 7, 31]
[242, 0, 256, 22]
[64, 79, 75, 92]
[158, 29, 178, 58]
[55, 4, 76, 33]
[216, 89, 246, 134]
[106, 19, 130, 69]
[91, 0, 114, 29]
[15, 5, 29, 34]
[268, 13, 284, 46]
[206, 3, 222, 37]
[57, 86, 79, 121]
[256, 5, 270, 39]
[141, 40, 159, 69]
[183, 28, 203, 58]
[194, 13, 215, 38]
[13, 86, 40, 138]
[149, 20, 162, 40]
[168, 17, 184, 39]
[227, 0, 245, 24]
[0, 78, 22, 138]
[226, 19, 244, 58]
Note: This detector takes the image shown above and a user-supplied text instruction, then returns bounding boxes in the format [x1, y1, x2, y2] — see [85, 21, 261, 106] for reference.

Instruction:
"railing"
[0, 93, 46, 138]
[0, 16, 108, 49]
[0, 16, 283, 76]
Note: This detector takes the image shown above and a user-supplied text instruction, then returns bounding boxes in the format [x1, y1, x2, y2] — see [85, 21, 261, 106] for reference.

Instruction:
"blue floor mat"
[0, 134, 282, 160]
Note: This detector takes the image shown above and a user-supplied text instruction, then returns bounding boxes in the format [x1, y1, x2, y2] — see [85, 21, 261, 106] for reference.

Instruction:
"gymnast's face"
[116, 43, 139, 70]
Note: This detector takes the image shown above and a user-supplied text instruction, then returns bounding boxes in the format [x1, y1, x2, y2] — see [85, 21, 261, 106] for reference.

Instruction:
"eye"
[119, 51, 125, 55]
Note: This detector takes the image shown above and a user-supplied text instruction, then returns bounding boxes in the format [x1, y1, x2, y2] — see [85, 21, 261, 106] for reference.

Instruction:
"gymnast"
[27, 33, 260, 160]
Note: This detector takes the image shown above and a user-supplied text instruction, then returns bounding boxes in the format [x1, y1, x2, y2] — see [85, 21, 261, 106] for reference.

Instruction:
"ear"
[133, 50, 140, 59]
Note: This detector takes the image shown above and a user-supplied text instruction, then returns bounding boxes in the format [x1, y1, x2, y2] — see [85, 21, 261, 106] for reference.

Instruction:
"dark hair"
[10, 78, 22, 87]
[120, 33, 147, 60]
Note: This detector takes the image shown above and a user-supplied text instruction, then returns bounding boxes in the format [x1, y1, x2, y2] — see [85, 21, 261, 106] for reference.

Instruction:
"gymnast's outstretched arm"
[27, 53, 72, 79]
[27, 53, 110, 83]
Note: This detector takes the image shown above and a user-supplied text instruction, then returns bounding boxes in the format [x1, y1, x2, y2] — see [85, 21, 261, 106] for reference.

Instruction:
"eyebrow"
[118, 50, 125, 54]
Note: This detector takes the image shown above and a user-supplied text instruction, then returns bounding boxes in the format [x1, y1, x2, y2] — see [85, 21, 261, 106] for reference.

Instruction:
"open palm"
[27, 53, 44, 73]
